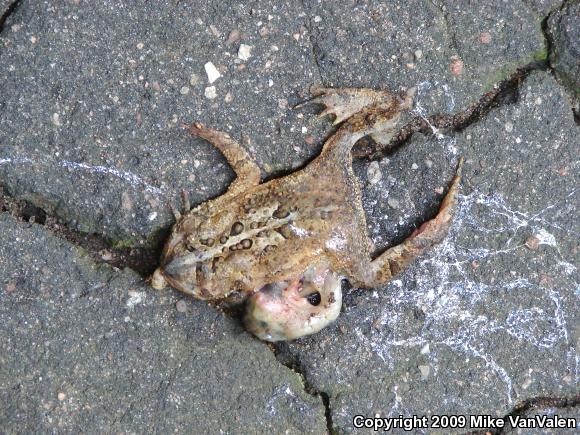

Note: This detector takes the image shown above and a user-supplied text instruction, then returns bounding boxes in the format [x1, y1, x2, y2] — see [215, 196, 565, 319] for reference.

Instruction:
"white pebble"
[387, 196, 400, 209]
[180, 86, 190, 95]
[51, 113, 61, 126]
[504, 121, 514, 133]
[204, 62, 221, 84]
[204, 86, 217, 99]
[238, 44, 253, 61]
[367, 161, 382, 185]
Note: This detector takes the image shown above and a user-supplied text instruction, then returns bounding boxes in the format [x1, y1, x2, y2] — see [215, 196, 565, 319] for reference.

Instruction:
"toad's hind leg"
[183, 122, 261, 196]
[306, 87, 416, 163]
[362, 159, 463, 287]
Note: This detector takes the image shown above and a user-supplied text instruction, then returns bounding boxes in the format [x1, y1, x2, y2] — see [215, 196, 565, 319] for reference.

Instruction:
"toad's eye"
[307, 292, 321, 306]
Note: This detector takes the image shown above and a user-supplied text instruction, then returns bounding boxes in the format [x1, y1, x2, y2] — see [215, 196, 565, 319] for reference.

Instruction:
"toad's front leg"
[360, 158, 463, 287]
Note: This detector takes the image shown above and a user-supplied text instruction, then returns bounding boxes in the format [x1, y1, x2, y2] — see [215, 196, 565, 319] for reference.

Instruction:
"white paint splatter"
[350, 189, 578, 406]
[59, 160, 164, 195]
[534, 228, 557, 247]
[0, 155, 164, 196]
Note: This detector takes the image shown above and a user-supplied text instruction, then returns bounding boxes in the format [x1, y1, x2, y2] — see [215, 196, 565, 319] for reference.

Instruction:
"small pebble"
[414, 49, 422, 59]
[57, 392, 66, 401]
[204, 62, 221, 84]
[204, 86, 217, 99]
[387, 196, 399, 209]
[176, 299, 188, 313]
[136, 42, 144, 49]
[100, 250, 113, 261]
[189, 73, 199, 86]
[238, 44, 253, 61]
[418, 365, 430, 380]
[180, 86, 190, 95]
[411, 163, 418, 170]
[525, 235, 540, 250]
[209, 24, 220, 37]
[504, 121, 514, 133]
[367, 161, 382, 185]
[226, 29, 241, 45]
[224, 92, 233, 103]
[450, 57, 464, 76]
[479, 32, 492, 44]
[51, 113, 61, 126]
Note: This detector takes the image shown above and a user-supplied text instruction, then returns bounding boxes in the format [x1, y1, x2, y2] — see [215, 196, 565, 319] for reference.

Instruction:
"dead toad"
[151, 87, 462, 341]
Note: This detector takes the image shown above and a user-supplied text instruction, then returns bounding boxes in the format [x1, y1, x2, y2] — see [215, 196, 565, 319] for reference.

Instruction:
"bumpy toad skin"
[151, 87, 462, 341]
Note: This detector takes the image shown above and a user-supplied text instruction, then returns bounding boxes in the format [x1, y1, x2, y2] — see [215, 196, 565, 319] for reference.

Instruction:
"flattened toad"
[151, 87, 462, 341]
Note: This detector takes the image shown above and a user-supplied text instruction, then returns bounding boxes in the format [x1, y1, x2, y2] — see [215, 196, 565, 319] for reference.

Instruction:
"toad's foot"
[302, 86, 416, 126]
[363, 158, 463, 286]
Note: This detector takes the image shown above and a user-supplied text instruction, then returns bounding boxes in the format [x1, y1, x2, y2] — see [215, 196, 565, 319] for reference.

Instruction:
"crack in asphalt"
[270, 341, 334, 434]
[466, 394, 580, 435]
[298, 1, 326, 86]
[1, 4, 577, 428]
[0, 186, 162, 277]
[429, 0, 463, 59]
[0, 0, 22, 35]
[540, 0, 580, 126]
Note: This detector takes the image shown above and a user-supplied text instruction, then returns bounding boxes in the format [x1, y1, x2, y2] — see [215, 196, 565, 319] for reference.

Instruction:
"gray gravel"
[0, 0, 578, 433]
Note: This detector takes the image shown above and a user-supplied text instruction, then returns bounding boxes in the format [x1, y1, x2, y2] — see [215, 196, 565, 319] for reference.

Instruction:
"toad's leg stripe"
[183, 122, 261, 196]
[365, 158, 463, 286]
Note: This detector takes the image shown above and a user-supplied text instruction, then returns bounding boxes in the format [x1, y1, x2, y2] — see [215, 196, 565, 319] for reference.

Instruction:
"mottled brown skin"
[151, 86, 462, 340]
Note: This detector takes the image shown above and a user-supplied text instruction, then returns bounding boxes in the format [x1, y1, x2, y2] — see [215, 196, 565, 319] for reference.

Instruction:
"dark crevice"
[0, 0, 22, 34]
[299, 0, 326, 86]
[270, 342, 334, 434]
[0, 186, 163, 277]
[466, 394, 580, 435]
[540, 1, 579, 122]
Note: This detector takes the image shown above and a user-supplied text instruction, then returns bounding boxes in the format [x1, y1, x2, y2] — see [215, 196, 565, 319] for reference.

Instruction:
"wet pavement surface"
[1, 0, 578, 433]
